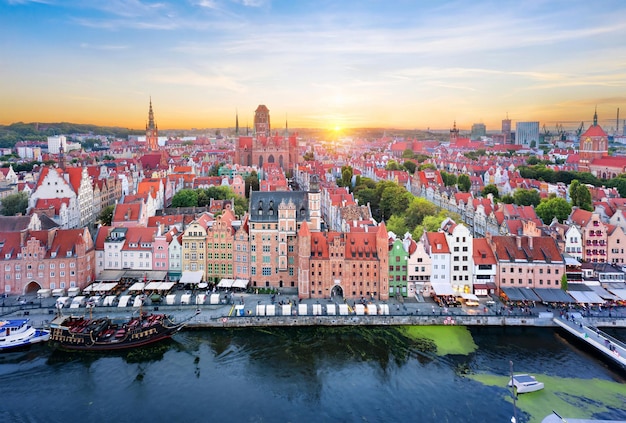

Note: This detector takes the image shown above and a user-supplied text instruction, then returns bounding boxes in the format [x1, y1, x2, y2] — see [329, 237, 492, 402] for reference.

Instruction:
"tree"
[401, 149, 415, 159]
[0, 192, 28, 216]
[440, 171, 457, 187]
[385, 160, 400, 171]
[418, 163, 436, 171]
[341, 165, 353, 188]
[171, 189, 198, 207]
[405, 197, 437, 231]
[526, 156, 540, 165]
[482, 184, 499, 199]
[501, 194, 514, 204]
[560, 274, 568, 291]
[379, 185, 412, 221]
[457, 174, 471, 192]
[402, 160, 416, 175]
[530, 140, 537, 148]
[513, 189, 540, 207]
[570, 180, 593, 211]
[303, 150, 314, 161]
[244, 171, 259, 197]
[535, 197, 572, 224]
[386, 215, 408, 237]
[97, 205, 114, 226]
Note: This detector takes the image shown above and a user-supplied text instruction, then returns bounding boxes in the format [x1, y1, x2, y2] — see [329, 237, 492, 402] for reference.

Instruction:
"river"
[1, 326, 625, 423]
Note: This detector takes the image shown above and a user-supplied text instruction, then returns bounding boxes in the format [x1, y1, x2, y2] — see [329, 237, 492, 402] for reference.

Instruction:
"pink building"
[488, 234, 565, 290]
[0, 227, 95, 294]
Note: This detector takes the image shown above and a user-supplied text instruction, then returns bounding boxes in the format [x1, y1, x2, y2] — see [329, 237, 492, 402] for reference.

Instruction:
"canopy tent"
[144, 281, 175, 291]
[128, 282, 146, 292]
[460, 293, 480, 301]
[117, 295, 131, 307]
[608, 289, 626, 301]
[83, 282, 118, 293]
[180, 271, 204, 284]
[217, 279, 234, 288]
[70, 296, 85, 309]
[95, 270, 125, 282]
[102, 295, 117, 306]
[501, 287, 541, 302]
[533, 288, 575, 303]
[37, 289, 52, 298]
[588, 284, 620, 301]
[232, 279, 249, 289]
[567, 290, 605, 304]
[123, 270, 167, 281]
[430, 283, 456, 296]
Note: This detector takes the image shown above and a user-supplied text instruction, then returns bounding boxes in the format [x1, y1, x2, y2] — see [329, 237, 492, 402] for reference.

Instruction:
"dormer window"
[51, 252, 57, 258]
[4, 254, 10, 259]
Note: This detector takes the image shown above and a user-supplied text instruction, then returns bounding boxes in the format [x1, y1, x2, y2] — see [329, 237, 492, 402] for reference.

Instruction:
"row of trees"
[171, 186, 248, 217]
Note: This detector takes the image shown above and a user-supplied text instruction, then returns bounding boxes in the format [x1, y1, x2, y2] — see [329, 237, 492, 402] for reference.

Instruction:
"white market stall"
[312, 304, 322, 316]
[256, 304, 266, 316]
[281, 304, 292, 316]
[102, 295, 117, 306]
[196, 293, 207, 305]
[180, 294, 192, 305]
[180, 271, 204, 285]
[266, 304, 276, 316]
[37, 289, 52, 299]
[165, 294, 177, 305]
[209, 294, 220, 305]
[354, 304, 365, 315]
[67, 287, 81, 297]
[338, 304, 349, 315]
[70, 296, 85, 309]
[326, 304, 336, 315]
[117, 295, 131, 308]
[298, 304, 308, 316]
[366, 304, 377, 315]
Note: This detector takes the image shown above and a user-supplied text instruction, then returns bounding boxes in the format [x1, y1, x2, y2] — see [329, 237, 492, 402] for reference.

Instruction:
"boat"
[48, 310, 199, 352]
[0, 319, 50, 352]
[508, 373, 545, 394]
[542, 410, 626, 422]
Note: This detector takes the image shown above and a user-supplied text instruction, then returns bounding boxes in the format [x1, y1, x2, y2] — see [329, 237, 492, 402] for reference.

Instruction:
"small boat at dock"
[0, 319, 50, 352]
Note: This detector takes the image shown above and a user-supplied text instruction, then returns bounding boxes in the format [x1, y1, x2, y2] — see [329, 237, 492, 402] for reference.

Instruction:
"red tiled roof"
[473, 238, 496, 265]
[490, 235, 563, 263]
[581, 124, 607, 138]
[426, 232, 449, 253]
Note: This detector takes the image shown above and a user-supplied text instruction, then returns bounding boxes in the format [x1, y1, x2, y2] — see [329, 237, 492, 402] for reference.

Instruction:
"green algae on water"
[469, 373, 626, 423]
[398, 326, 478, 356]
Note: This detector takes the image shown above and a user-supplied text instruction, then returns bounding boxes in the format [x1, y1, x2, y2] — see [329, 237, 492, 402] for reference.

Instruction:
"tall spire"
[148, 97, 156, 130]
[593, 106, 598, 126]
[285, 113, 289, 136]
[235, 108, 239, 136]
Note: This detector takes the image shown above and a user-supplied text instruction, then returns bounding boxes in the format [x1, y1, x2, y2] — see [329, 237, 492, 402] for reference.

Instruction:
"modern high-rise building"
[470, 123, 486, 140]
[501, 117, 512, 144]
[515, 122, 539, 146]
[47, 135, 67, 154]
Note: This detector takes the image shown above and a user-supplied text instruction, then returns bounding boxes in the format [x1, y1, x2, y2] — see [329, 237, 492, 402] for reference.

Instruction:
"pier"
[553, 314, 626, 369]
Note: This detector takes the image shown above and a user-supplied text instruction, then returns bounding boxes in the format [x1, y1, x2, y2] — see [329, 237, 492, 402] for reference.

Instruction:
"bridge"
[553, 314, 626, 369]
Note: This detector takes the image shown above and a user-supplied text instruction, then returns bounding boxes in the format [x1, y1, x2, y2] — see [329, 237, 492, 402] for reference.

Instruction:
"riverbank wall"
[186, 313, 626, 329]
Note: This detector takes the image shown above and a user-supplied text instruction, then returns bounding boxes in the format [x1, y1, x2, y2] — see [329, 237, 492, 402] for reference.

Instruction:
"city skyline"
[2, 0, 626, 131]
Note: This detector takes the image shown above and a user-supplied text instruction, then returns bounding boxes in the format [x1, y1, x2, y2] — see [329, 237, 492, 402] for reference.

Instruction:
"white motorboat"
[508, 373, 545, 394]
[0, 319, 50, 352]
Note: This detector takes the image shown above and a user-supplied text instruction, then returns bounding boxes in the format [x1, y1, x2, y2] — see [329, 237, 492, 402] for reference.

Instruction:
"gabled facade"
[0, 227, 95, 294]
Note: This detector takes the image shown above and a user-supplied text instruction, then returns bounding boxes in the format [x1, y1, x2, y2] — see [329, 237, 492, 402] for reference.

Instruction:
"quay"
[553, 314, 626, 369]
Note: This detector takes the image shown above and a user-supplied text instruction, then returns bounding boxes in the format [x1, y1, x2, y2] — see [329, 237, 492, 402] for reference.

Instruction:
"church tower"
[579, 108, 608, 171]
[146, 98, 159, 150]
[450, 121, 459, 143]
[254, 105, 270, 137]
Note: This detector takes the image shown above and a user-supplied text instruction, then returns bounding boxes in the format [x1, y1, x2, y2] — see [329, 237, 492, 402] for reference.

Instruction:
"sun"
[334, 125, 341, 132]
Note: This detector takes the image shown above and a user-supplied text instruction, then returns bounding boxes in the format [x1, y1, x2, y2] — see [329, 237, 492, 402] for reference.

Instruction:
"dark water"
[1, 326, 625, 423]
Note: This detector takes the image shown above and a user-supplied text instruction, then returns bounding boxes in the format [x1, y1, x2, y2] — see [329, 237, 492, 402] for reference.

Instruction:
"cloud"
[147, 67, 247, 92]
[79, 43, 130, 50]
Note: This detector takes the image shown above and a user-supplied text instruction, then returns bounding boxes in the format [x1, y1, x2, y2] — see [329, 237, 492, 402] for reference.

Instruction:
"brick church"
[233, 105, 298, 172]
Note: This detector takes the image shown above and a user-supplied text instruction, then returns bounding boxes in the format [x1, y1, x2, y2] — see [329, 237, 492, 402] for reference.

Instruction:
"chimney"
[528, 236, 533, 250]
[516, 236, 522, 249]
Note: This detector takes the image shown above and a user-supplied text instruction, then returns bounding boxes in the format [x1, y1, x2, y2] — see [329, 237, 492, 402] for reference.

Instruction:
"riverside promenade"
[3, 291, 626, 330]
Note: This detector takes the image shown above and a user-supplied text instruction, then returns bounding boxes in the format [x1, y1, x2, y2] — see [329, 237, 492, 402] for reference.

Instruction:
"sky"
[2, 0, 626, 132]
